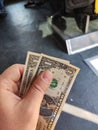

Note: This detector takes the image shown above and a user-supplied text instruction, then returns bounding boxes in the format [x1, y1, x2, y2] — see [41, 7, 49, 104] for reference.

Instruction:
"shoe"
[90, 14, 98, 20]
[24, 2, 44, 8]
[35, 2, 44, 6]
[0, 8, 7, 17]
[52, 14, 66, 31]
[24, 2, 35, 8]
[75, 13, 90, 33]
[24, 1, 43, 8]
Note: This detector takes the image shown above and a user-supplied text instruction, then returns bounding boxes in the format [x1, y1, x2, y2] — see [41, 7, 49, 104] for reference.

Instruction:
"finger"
[0, 64, 24, 93]
[23, 70, 53, 113]
[0, 64, 24, 82]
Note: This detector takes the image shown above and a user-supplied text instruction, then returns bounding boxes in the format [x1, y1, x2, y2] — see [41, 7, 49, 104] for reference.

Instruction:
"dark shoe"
[24, 1, 43, 8]
[0, 8, 7, 17]
[52, 14, 66, 31]
[24, 2, 35, 8]
[90, 14, 98, 20]
[75, 13, 90, 33]
[35, 2, 44, 6]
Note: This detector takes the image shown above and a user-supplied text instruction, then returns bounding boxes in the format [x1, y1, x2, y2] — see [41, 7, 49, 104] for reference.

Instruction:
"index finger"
[0, 64, 24, 83]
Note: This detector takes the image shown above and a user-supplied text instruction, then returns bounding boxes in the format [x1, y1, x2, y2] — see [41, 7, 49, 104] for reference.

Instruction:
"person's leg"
[0, 0, 4, 10]
[0, 0, 7, 17]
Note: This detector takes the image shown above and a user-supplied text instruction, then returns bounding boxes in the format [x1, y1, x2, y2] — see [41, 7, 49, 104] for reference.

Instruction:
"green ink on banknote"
[50, 79, 58, 88]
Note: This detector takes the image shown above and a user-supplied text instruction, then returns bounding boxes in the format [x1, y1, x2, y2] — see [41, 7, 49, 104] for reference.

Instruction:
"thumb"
[23, 70, 53, 112]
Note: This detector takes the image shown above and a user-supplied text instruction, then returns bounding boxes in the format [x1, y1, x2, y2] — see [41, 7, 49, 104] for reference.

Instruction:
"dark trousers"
[0, 0, 4, 10]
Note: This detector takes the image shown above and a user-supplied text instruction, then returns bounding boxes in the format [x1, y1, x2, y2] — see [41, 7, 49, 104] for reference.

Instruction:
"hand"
[0, 64, 53, 130]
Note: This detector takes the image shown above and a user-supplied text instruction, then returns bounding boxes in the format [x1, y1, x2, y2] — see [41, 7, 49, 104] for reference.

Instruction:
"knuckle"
[0, 78, 8, 87]
[31, 83, 45, 95]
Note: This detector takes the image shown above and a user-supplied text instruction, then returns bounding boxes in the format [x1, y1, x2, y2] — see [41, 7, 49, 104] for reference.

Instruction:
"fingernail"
[42, 70, 53, 83]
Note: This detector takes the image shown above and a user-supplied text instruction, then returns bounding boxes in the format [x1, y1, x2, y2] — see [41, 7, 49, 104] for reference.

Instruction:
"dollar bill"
[19, 51, 41, 97]
[20, 51, 80, 130]
[34, 54, 79, 130]
[41, 53, 70, 64]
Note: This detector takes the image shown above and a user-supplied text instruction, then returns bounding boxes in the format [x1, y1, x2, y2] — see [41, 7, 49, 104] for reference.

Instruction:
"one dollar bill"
[19, 52, 41, 97]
